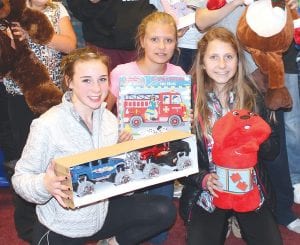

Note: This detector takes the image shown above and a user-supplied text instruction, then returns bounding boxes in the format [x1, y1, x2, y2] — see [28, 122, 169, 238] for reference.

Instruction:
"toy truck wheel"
[176, 152, 192, 170]
[157, 153, 178, 167]
[149, 166, 160, 178]
[126, 151, 140, 163]
[114, 172, 131, 185]
[168, 115, 182, 127]
[143, 163, 160, 178]
[77, 180, 94, 197]
[130, 116, 143, 128]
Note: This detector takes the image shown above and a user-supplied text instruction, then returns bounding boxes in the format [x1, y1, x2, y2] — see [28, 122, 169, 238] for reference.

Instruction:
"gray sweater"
[12, 92, 118, 238]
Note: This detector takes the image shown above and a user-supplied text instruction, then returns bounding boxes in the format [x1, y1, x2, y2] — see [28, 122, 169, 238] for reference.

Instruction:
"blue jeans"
[284, 73, 300, 185]
[265, 111, 296, 226]
[32, 194, 176, 245]
[171, 48, 197, 73]
[146, 181, 174, 244]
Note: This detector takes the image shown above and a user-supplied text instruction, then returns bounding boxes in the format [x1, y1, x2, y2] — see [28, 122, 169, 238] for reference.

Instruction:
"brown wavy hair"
[61, 47, 110, 92]
[191, 27, 259, 137]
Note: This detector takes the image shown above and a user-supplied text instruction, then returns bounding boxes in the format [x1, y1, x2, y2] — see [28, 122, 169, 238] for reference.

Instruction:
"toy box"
[54, 130, 198, 209]
[118, 74, 191, 139]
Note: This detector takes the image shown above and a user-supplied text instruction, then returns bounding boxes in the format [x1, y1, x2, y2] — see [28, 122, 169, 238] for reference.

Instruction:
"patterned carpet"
[1, 187, 300, 245]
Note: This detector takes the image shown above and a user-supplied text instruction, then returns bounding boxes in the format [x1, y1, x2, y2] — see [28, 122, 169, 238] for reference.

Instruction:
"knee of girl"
[157, 199, 177, 227]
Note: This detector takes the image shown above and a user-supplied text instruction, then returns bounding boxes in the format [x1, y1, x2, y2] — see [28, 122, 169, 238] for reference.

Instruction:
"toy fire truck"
[122, 91, 189, 128]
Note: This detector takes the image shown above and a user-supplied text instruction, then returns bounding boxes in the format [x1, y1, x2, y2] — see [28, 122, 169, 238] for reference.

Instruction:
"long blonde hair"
[191, 27, 259, 137]
[135, 11, 178, 60]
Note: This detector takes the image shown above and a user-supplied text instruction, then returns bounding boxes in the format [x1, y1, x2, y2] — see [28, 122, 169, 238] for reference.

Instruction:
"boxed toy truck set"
[54, 130, 198, 209]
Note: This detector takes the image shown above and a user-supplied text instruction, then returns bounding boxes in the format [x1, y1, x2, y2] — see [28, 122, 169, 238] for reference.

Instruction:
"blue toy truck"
[70, 157, 131, 197]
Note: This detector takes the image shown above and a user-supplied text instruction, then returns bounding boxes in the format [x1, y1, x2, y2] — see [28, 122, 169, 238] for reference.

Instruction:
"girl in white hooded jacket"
[12, 48, 176, 245]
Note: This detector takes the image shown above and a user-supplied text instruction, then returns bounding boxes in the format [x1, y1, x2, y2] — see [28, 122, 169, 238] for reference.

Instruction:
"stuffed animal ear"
[20, 8, 54, 44]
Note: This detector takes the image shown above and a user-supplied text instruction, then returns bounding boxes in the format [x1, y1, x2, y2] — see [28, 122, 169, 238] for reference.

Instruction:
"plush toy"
[211, 109, 271, 212]
[236, 0, 297, 110]
[0, 0, 63, 115]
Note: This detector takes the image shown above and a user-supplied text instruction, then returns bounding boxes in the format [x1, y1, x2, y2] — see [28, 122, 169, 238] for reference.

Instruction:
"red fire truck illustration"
[122, 92, 189, 128]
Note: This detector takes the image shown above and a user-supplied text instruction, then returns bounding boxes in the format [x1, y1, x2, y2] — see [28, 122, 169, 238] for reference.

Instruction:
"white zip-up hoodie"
[12, 92, 118, 238]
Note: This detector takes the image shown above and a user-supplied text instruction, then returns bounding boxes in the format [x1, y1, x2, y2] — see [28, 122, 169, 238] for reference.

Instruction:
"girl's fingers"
[118, 131, 133, 143]
[55, 195, 68, 208]
[53, 187, 71, 200]
[207, 173, 223, 197]
[60, 183, 71, 191]
[209, 187, 219, 198]
[11, 26, 28, 41]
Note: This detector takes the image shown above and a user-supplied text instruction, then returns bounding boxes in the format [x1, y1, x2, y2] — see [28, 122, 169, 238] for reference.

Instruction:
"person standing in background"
[68, 0, 157, 114]
[67, 0, 157, 70]
[282, 40, 300, 229]
[3, 0, 76, 242]
[155, 0, 204, 73]
[62, 0, 85, 48]
[282, 3, 300, 209]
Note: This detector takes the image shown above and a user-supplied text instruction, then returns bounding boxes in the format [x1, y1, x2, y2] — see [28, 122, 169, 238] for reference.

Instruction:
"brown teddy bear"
[0, 0, 63, 115]
[237, 0, 296, 110]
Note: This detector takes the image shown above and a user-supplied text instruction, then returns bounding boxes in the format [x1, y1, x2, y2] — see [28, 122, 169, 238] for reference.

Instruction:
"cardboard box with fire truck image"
[54, 130, 198, 208]
[118, 75, 191, 138]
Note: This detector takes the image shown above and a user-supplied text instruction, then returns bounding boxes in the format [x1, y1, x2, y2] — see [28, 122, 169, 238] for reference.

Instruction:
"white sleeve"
[12, 119, 54, 204]
[149, 0, 164, 11]
[58, 2, 70, 19]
